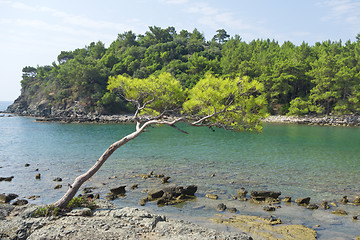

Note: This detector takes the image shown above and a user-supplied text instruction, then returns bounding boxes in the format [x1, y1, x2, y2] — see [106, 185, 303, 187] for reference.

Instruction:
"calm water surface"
[0, 115, 359, 239]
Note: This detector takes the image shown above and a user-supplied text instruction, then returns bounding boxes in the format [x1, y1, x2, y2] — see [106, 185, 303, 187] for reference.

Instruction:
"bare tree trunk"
[53, 129, 143, 208]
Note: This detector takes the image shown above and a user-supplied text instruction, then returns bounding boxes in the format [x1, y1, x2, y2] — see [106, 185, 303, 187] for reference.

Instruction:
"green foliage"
[18, 26, 360, 116]
[67, 196, 97, 210]
[32, 205, 59, 217]
[183, 74, 268, 131]
[108, 72, 185, 116]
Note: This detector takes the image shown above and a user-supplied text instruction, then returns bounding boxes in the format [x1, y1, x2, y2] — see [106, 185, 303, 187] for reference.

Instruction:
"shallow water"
[0, 116, 359, 239]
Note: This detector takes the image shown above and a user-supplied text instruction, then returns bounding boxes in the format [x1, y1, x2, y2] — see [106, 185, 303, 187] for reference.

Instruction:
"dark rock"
[182, 185, 197, 196]
[54, 184, 62, 189]
[0, 193, 18, 203]
[353, 215, 358, 220]
[105, 193, 118, 201]
[321, 201, 330, 209]
[110, 186, 126, 196]
[12, 199, 28, 206]
[24, 163, 30, 167]
[147, 189, 164, 200]
[341, 196, 349, 204]
[227, 207, 237, 213]
[27, 195, 40, 200]
[216, 203, 227, 211]
[82, 187, 97, 194]
[0, 176, 14, 182]
[161, 176, 171, 184]
[53, 177, 62, 182]
[263, 206, 276, 212]
[295, 197, 311, 206]
[131, 184, 138, 190]
[35, 173, 41, 179]
[94, 194, 100, 199]
[250, 191, 281, 202]
[307, 204, 319, 210]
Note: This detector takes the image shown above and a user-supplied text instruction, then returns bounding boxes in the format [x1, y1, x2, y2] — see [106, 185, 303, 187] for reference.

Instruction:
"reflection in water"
[0, 117, 359, 239]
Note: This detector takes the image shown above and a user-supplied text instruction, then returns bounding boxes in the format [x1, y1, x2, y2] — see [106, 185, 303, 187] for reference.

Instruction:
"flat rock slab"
[0, 201, 252, 240]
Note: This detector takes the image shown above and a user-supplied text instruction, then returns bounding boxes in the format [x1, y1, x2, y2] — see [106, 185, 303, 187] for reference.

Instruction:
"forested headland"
[8, 26, 360, 117]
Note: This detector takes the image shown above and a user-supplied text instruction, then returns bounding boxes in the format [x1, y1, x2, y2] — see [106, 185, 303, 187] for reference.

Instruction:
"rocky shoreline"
[3, 109, 360, 127]
[263, 115, 360, 127]
[0, 200, 252, 240]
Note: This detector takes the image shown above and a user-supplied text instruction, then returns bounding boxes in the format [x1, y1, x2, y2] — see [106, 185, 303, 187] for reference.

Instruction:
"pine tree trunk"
[53, 129, 142, 208]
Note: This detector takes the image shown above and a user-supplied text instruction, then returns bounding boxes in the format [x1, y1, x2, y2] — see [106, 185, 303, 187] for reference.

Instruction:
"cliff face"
[7, 89, 89, 117]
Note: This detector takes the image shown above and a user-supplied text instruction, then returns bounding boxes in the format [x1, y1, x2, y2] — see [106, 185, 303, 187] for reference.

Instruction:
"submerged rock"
[341, 196, 349, 204]
[0, 176, 14, 182]
[212, 214, 317, 240]
[331, 209, 348, 216]
[216, 203, 227, 211]
[35, 173, 41, 180]
[205, 194, 218, 200]
[237, 188, 248, 201]
[321, 201, 330, 210]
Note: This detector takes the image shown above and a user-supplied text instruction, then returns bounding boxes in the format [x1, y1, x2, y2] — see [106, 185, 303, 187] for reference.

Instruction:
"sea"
[0, 101, 359, 239]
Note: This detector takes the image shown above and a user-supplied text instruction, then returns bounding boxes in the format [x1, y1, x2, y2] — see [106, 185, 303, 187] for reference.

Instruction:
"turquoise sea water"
[0, 114, 359, 239]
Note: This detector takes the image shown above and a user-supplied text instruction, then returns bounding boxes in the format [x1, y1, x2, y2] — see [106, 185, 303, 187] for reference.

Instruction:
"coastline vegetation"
[17, 26, 360, 116]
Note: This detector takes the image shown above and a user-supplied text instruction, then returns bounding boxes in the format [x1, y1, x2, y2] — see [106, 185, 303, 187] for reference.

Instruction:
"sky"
[1, 0, 359, 101]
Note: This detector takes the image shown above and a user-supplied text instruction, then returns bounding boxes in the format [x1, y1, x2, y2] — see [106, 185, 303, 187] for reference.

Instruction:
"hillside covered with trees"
[8, 26, 360, 116]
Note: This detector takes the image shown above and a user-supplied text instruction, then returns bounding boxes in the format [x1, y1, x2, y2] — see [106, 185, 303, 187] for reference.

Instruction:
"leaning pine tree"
[53, 72, 268, 208]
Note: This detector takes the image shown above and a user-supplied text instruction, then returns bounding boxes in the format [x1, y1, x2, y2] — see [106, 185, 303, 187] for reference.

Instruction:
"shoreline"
[2, 111, 360, 127]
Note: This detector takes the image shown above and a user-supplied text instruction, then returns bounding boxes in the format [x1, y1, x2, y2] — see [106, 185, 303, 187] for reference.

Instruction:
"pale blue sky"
[1, 0, 359, 101]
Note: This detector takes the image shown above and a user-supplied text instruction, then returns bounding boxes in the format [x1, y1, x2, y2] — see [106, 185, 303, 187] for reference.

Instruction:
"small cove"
[0, 115, 359, 239]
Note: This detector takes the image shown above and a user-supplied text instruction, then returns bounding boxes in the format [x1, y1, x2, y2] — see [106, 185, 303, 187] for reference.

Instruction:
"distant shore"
[2, 111, 360, 127]
[263, 115, 360, 127]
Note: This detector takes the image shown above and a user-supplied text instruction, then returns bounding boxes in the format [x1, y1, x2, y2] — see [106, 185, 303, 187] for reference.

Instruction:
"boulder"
[110, 186, 126, 196]
[0, 193, 18, 203]
[161, 176, 170, 184]
[216, 203, 227, 211]
[54, 184, 62, 189]
[12, 199, 28, 206]
[146, 185, 198, 206]
[295, 197, 311, 206]
[250, 191, 281, 202]
[53, 177, 62, 182]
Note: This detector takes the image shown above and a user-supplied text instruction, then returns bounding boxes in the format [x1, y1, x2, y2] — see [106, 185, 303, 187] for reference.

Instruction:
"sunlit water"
[0, 113, 359, 239]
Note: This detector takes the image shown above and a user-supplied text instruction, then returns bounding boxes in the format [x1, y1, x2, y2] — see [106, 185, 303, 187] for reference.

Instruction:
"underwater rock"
[263, 206, 276, 212]
[341, 196, 349, 204]
[321, 201, 330, 209]
[216, 203, 227, 211]
[282, 196, 292, 203]
[35, 173, 41, 179]
[237, 188, 248, 201]
[53, 177, 62, 182]
[206, 194, 219, 200]
[0, 176, 14, 182]
[307, 204, 319, 210]
[331, 209, 348, 216]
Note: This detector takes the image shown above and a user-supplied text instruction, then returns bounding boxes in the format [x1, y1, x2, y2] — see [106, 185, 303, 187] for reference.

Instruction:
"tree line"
[20, 26, 360, 116]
